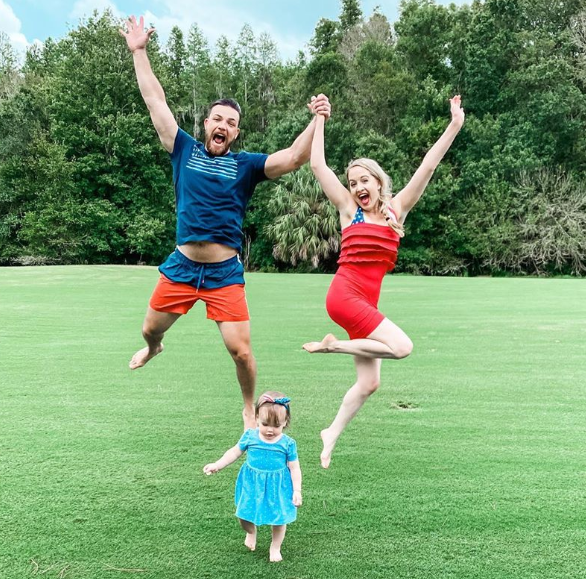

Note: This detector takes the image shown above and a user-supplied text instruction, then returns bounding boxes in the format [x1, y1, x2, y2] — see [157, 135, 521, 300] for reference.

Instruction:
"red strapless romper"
[326, 222, 400, 339]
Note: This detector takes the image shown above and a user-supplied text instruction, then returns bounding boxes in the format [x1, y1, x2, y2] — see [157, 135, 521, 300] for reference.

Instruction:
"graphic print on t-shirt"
[186, 145, 238, 180]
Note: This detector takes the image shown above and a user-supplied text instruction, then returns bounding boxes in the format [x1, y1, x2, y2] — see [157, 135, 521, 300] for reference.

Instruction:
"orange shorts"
[149, 274, 250, 321]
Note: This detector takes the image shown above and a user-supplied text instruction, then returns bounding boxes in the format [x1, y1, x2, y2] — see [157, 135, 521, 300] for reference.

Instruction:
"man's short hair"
[208, 98, 242, 118]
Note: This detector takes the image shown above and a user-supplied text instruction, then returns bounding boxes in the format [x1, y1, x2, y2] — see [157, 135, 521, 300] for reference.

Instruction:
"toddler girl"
[203, 392, 302, 562]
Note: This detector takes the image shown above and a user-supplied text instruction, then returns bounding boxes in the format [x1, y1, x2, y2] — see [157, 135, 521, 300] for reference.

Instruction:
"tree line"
[1, 0, 586, 275]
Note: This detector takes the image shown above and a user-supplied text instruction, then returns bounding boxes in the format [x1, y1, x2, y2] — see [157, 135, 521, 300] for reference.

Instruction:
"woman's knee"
[393, 336, 413, 359]
[356, 376, 381, 396]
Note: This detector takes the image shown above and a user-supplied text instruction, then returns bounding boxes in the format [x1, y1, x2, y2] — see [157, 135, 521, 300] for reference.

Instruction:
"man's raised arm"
[120, 15, 178, 153]
[264, 94, 331, 180]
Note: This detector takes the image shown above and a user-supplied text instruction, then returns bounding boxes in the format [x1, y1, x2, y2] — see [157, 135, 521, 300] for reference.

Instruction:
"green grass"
[1, 266, 586, 579]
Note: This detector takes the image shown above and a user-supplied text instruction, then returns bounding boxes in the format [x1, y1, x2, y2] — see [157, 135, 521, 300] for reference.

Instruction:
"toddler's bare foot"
[244, 531, 256, 551]
[129, 344, 164, 370]
[269, 546, 283, 562]
[302, 333, 337, 354]
[320, 428, 337, 469]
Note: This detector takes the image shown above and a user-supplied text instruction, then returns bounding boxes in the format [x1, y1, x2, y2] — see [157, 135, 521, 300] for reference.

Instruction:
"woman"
[304, 96, 465, 468]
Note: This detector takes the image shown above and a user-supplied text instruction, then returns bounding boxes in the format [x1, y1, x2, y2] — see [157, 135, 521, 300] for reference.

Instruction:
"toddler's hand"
[293, 490, 302, 506]
[203, 463, 219, 475]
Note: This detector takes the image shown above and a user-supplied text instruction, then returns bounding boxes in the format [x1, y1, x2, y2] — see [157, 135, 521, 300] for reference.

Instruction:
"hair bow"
[262, 395, 291, 407]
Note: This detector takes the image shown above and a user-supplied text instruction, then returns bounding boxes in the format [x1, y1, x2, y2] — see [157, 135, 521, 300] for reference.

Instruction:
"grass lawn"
[1, 266, 585, 579]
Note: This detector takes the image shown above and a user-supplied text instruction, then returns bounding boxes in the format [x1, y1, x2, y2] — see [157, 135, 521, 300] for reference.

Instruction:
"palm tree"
[265, 165, 340, 268]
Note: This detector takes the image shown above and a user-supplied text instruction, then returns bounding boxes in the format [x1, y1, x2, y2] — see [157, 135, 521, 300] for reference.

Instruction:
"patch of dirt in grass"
[390, 401, 420, 411]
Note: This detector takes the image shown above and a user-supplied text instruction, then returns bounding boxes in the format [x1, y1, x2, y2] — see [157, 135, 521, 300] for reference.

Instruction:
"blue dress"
[234, 428, 298, 526]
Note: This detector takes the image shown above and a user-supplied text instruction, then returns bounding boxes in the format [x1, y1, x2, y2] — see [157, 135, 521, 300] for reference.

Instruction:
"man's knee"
[141, 310, 179, 339]
[142, 322, 158, 340]
[142, 317, 167, 339]
[228, 344, 255, 367]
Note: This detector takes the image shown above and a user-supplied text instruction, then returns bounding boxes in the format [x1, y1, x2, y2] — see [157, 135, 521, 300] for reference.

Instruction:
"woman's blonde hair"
[346, 158, 404, 237]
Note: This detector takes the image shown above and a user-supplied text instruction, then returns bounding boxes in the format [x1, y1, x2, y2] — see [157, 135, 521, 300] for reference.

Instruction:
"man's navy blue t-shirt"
[170, 128, 269, 252]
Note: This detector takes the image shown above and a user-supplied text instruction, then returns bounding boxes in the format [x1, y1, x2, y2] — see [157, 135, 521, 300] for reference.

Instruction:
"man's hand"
[119, 15, 155, 53]
[308, 94, 331, 120]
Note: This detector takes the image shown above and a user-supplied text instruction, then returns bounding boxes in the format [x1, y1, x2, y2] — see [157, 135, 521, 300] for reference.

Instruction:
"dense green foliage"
[1, 1, 586, 274]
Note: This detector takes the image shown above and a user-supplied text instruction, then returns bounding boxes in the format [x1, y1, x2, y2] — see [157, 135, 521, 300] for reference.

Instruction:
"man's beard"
[205, 134, 232, 156]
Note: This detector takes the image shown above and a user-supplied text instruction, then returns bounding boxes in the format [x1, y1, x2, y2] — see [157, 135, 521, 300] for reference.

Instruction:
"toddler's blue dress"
[235, 428, 298, 526]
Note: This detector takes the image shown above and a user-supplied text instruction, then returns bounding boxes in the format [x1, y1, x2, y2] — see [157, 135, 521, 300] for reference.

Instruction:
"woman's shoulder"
[389, 196, 405, 224]
[339, 202, 361, 229]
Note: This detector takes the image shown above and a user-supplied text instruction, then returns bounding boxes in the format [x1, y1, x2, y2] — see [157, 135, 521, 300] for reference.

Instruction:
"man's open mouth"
[212, 133, 226, 145]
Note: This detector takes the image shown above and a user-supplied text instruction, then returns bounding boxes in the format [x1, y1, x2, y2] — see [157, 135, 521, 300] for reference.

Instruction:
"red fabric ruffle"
[337, 223, 400, 272]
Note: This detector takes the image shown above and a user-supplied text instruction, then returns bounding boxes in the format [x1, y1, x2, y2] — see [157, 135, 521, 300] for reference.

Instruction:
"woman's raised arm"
[310, 114, 354, 216]
[393, 95, 465, 222]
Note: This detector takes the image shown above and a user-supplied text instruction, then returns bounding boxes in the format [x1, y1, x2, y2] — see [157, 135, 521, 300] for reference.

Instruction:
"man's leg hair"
[129, 307, 181, 369]
[217, 320, 257, 429]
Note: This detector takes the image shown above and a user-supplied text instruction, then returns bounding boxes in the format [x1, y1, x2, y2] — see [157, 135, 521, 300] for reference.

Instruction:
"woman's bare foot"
[320, 428, 337, 469]
[302, 333, 338, 354]
[129, 344, 164, 370]
[244, 531, 257, 551]
[269, 546, 283, 562]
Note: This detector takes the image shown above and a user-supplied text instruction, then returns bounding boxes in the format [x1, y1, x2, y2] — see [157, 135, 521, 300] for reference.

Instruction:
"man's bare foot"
[302, 333, 337, 354]
[320, 428, 337, 469]
[269, 546, 283, 562]
[243, 407, 256, 430]
[244, 531, 256, 551]
[129, 344, 164, 370]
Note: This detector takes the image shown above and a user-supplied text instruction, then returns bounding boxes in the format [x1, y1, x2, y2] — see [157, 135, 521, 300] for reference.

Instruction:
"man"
[120, 16, 330, 428]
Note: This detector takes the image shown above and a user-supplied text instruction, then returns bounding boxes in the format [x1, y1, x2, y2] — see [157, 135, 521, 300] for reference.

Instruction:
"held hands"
[308, 94, 331, 119]
[450, 95, 465, 129]
[203, 463, 220, 475]
[119, 15, 155, 53]
[292, 490, 303, 507]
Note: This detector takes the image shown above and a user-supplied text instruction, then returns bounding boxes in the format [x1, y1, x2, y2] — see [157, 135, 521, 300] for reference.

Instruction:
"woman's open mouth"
[358, 193, 370, 206]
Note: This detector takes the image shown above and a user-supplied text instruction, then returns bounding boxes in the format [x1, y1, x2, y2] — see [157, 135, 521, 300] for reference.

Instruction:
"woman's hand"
[450, 95, 465, 129]
[308, 94, 331, 119]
